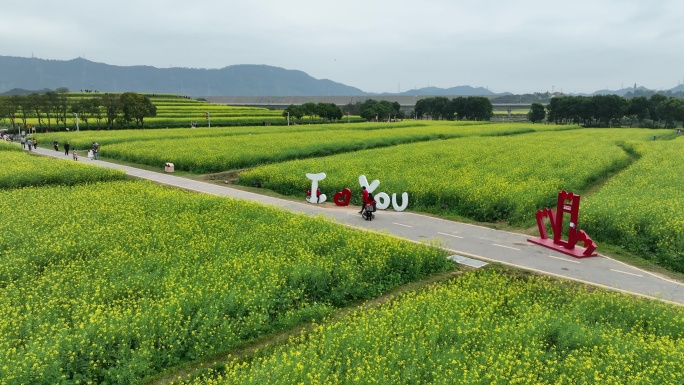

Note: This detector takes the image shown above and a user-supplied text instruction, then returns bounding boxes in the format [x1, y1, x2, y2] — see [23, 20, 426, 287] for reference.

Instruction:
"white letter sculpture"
[358, 174, 409, 211]
[392, 192, 409, 211]
[306, 172, 327, 204]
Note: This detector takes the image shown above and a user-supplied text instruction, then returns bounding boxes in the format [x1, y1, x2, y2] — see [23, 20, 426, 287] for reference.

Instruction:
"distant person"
[20, 136, 26, 149]
[53, 140, 59, 151]
[32, 139, 37, 149]
[359, 186, 368, 214]
[64, 141, 70, 155]
[72, 149, 78, 161]
[27, 139, 32, 151]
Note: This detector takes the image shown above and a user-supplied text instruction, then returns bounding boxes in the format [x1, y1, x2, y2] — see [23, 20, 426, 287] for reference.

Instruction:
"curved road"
[28, 145, 684, 305]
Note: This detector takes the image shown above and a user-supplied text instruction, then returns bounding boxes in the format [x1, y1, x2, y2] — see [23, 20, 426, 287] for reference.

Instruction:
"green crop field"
[580, 137, 684, 271]
[14, 93, 365, 131]
[34, 121, 439, 151]
[3, 119, 684, 384]
[236, 127, 684, 272]
[237, 128, 669, 223]
[0, 180, 451, 384]
[182, 270, 684, 385]
[0, 145, 126, 189]
[98, 122, 558, 173]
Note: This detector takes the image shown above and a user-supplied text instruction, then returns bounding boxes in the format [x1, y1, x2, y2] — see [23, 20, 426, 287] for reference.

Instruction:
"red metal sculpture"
[528, 190, 597, 258]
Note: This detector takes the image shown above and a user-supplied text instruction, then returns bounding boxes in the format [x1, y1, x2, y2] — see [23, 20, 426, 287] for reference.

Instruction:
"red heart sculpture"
[333, 188, 352, 206]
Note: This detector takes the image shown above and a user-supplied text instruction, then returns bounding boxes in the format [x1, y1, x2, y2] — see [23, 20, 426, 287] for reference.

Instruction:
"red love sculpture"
[333, 188, 352, 206]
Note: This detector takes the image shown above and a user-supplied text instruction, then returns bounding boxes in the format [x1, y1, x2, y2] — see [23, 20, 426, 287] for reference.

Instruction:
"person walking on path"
[64, 142, 70, 156]
[27, 139, 32, 151]
[359, 186, 368, 213]
[32, 138, 37, 149]
[72, 149, 78, 161]
[20, 136, 26, 149]
[92, 142, 99, 160]
[53, 140, 59, 151]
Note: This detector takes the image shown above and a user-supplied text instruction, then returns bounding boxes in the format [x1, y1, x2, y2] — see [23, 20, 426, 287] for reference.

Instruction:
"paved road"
[27, 145, 684, 305]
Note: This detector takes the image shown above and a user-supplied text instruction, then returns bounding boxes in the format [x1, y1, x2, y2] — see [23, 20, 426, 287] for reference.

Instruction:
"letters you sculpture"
[528, 190, 597, 258]
[305, 173, 408, 211]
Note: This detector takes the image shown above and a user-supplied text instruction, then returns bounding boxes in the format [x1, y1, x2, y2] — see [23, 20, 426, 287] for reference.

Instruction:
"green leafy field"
[183, 270, 684, 385]
[581, 136, 684, 271]
[239, 128, 669, 224]
[0, 180, 451, 384]
[0, 146, 126, 189]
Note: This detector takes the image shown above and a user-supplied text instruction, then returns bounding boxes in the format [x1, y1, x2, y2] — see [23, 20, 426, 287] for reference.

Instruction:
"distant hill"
[589, 86, 651, 97]
[389, 85, 495, 96]
[3, 55, 683, 98]
[0, 56, 366, 96]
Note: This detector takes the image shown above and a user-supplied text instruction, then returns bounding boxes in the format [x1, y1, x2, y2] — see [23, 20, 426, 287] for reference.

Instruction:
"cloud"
[2, 0, 683, 94]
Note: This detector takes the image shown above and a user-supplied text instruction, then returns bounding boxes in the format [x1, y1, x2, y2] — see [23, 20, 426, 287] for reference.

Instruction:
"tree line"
[530, 94, 684, 128]
[339, 97, 494, 122]
[414, 96, 494, 121]
[0, 89, 157, 132]
[283, 102, 343, 123]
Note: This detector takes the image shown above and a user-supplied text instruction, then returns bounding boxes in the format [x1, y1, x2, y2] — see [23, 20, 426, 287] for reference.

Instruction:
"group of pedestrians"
[20, 136, 37, 151]
[41, 138, 99, 161]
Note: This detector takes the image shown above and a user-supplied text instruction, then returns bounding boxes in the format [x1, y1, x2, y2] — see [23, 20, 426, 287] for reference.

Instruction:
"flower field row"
[184, 270, 684, 385]
[239, 128, 667, 224]
[0, 180, 452, 384]
[0, 148, 126, 189]
[33, 121, 430, 151]
[0, 141, 22, 152]
[97, 122, 560, 174]
[581, 136, 684, 271]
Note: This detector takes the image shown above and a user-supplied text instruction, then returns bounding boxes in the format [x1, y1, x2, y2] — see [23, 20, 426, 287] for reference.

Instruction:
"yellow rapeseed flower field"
[0, 180, 451, 384]
[183, 270, 684, 385]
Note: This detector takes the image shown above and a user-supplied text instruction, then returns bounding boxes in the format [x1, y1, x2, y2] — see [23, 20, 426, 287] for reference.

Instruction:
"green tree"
[591, 94, 629, 127]
[120, 92, 156, 128]
[11, 95, 29, 129]
[43, 91, 58, 131]
[465, 96, 493, 121]
[649, 94, 668, 125]
[527, 102, 546, 123]
[301, 102, 318, 122]
[101, 93, 121, 129]
[0, 97, 17, 133]
[55, 88, 71, 130]
[656, 97, 684, 128]
[284, 104, 304, 122]
[316, 103, 342, 121]
[88, 97, 104, 128]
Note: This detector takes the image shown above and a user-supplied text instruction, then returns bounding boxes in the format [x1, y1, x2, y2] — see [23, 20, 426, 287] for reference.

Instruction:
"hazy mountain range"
[0, 55, 682, 98]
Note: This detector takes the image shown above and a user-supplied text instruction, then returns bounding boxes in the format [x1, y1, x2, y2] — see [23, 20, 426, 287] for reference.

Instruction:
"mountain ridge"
[1, 55, 683, 97]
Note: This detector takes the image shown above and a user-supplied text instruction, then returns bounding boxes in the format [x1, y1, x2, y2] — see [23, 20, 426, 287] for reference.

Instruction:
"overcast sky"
[2, 0, 683, 94]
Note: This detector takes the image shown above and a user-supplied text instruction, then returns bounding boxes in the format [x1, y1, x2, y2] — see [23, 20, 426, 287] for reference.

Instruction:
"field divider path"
[29, 145, 684, 305]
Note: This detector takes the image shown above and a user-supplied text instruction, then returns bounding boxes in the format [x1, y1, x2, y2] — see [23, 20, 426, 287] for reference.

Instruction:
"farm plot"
[0, 147, 126, 189]
[239, 128, 668, 224]
[0, 180, 452, 384]
[183, 270, 684, 385]
[34, 121, 431, 151]
[95, 123, 569, 173]
[581, 136, 684, 272]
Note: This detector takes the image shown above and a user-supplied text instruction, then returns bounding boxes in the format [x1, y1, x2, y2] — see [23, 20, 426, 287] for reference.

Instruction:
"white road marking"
[438, 232, 464, 239]
[393, 222, 413, 228]
[548, 255, 581, 264]
[492, 243, 521, 251]
[611, 269, 643, 277]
